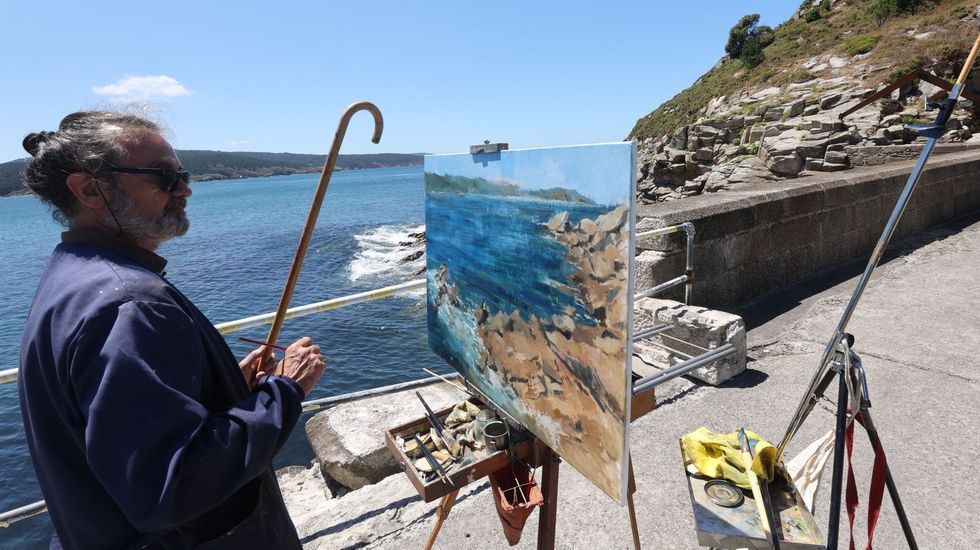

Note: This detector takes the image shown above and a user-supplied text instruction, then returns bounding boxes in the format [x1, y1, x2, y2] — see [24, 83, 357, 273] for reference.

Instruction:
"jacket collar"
[61, 228, 168, 275]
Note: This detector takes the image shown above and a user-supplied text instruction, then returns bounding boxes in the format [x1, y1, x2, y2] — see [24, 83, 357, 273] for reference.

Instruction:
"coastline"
[0, 162, 424, 198]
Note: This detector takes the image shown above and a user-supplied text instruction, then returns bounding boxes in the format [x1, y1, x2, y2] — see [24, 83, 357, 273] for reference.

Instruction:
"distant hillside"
[630, 0, 978, 142]
[0, 151, 423, 197]
[425, 172, 595, 204]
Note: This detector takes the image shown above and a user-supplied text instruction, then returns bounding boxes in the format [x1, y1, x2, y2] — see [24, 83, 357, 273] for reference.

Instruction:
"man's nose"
[173, 178, 192, 198]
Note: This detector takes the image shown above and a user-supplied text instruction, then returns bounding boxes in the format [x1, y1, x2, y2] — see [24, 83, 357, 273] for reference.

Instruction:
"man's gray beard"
[103, 184, 190, 248]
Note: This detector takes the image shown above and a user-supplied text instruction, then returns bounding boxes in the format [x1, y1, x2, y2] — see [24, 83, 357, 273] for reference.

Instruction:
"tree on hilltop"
[725, 13, 774, 68]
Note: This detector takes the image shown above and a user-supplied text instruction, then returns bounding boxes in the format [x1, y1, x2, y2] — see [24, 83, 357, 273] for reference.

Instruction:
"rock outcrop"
[305, 382, 467, 490]
[633, 8, 980, 205]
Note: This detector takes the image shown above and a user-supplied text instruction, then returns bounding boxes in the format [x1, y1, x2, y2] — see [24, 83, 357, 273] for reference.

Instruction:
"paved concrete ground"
[300, 211, 980, 549]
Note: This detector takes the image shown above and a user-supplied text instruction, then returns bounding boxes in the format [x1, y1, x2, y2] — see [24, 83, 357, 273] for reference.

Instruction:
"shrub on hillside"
[869, 0, 925, 26]
[842, 34, 881, 56]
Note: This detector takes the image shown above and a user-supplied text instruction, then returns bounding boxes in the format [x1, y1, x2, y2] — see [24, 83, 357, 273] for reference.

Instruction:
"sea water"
[0, 166, 450, 547]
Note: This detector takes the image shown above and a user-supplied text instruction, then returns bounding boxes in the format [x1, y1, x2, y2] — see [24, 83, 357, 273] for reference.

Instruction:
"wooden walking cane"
[257, 101, 384, 374]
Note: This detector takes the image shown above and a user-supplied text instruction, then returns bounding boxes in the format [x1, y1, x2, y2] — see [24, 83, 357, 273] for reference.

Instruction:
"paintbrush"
[413, 434, 451, 484]
[238, 337, 288, 351]
[416, 391, 455, 450]
[739, 428, 779, 549]
[422, 368, 468, 393]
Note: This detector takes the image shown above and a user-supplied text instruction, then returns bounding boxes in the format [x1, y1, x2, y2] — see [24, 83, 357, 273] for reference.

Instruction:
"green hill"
[425, 172, 595, 204]
[629, 0, 978, 142]
[0, 151, 423, 197]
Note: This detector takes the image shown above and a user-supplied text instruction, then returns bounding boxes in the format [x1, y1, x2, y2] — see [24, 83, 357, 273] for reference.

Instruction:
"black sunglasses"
[111, 167, 191, 193]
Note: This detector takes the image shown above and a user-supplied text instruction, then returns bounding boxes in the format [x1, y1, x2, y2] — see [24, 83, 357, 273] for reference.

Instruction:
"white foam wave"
[348, 224, 426, 285]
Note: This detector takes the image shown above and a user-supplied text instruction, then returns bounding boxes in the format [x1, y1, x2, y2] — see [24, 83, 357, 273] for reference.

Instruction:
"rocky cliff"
[630, 0, 980, 203]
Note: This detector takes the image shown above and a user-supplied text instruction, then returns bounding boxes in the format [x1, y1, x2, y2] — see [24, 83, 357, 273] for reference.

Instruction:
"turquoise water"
[0, 166, 451, 547]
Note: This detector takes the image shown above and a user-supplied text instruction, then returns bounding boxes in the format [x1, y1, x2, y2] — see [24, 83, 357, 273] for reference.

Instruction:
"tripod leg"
[826, 368, 848, 550]
[627, 460, 641, 550]
[858, 407, 918, 550]
[425, 489, 460, 550]
[537, 448, 560, 550]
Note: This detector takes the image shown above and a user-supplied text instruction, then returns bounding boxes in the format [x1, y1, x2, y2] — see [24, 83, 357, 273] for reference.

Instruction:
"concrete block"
[634, 250, 686, 295]
[305, 382, 465, 490]
[633, 298, 747, 385]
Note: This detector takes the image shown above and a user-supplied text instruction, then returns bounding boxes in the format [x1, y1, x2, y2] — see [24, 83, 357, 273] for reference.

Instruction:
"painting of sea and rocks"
[424, 143, 636, 503]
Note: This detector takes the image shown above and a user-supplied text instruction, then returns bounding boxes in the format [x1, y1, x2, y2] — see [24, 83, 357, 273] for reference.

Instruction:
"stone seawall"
[635, 149, 980, 308]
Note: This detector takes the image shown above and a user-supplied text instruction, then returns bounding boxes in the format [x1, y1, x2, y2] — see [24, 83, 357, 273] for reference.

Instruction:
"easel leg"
[425, 489, 460, 550]
[627, 459, 641, 550]
[537, 448, 560, 550]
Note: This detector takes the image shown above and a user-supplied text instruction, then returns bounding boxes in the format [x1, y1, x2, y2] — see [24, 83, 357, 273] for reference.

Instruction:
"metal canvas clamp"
[470, 141, 509, 154]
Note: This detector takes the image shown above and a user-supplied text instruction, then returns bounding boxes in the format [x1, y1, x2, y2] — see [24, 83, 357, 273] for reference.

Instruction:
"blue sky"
[0, 1, 798, 163]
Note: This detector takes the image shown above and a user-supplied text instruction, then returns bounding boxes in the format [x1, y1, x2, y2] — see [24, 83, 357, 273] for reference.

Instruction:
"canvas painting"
[424, 142, 636, 503]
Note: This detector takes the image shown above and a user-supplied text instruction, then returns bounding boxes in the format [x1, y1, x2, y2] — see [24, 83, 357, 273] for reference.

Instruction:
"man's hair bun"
[23, 131, 55, 157]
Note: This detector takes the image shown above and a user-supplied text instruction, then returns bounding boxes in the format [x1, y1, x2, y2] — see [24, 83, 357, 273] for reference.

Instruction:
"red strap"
[858, 414, 888, 549]
[844, 412, 890, 550]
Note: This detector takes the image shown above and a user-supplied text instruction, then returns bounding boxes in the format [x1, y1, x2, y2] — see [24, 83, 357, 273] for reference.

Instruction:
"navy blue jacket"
[19, 230, 305, 549]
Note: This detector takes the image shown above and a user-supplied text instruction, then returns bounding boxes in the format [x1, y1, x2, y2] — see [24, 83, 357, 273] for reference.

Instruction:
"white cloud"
[229, 139, 251, 146]
[92, 75, 193, 103]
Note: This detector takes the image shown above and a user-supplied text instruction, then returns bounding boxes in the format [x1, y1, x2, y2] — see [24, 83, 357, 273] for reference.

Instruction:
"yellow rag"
[681, 426, 777, 489]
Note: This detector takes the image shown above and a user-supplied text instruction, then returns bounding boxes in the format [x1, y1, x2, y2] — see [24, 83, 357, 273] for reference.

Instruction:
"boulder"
[787, 97, 807, 118]
[768, 153, 804, 176]
[804, 104, 821, 116]
[761, 129, 807, 158]
[305, 382, 467, 490]
[277, 464, 334, 527]
[762, 126, 781, 139]
[671, 126, 688, 150]
[824, 150, 850, 165]
[728, 156, 778, 183]
[805, 158, 825, 171]
[632, 298, 747, 386]
[750, 86, 782, 101]
[820, 93, 843, 109]
[692, 148, 714, 162]
[763, 106, 786, 122]
[796, 137, 830, 160]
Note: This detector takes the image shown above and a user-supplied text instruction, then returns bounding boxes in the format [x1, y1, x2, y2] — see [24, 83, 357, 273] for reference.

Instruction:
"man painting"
[18, 111, 325, 549]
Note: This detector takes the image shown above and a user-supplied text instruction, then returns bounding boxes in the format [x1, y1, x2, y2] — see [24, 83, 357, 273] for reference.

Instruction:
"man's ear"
[65, 172, 107, 210]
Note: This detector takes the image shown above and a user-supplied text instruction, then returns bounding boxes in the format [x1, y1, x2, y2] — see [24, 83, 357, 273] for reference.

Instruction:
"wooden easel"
[423, 375, 657, 550]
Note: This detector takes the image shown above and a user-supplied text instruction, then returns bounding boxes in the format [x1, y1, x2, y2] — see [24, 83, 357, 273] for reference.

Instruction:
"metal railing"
[0, 279, 426, 386]
[630, 222, 739, 393]
[634, 222, 696, 305]
[0, 371, 464, 528]
[0, 278, 429, 528]
[2, 221, 716, 528]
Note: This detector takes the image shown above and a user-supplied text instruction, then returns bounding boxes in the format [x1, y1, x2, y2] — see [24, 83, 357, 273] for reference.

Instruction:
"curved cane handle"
[261, 102, 384, 374]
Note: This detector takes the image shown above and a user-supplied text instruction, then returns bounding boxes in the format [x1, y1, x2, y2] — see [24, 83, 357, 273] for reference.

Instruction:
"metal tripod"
[821, 336, 917, 549]
[775, 30, 980, 550]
